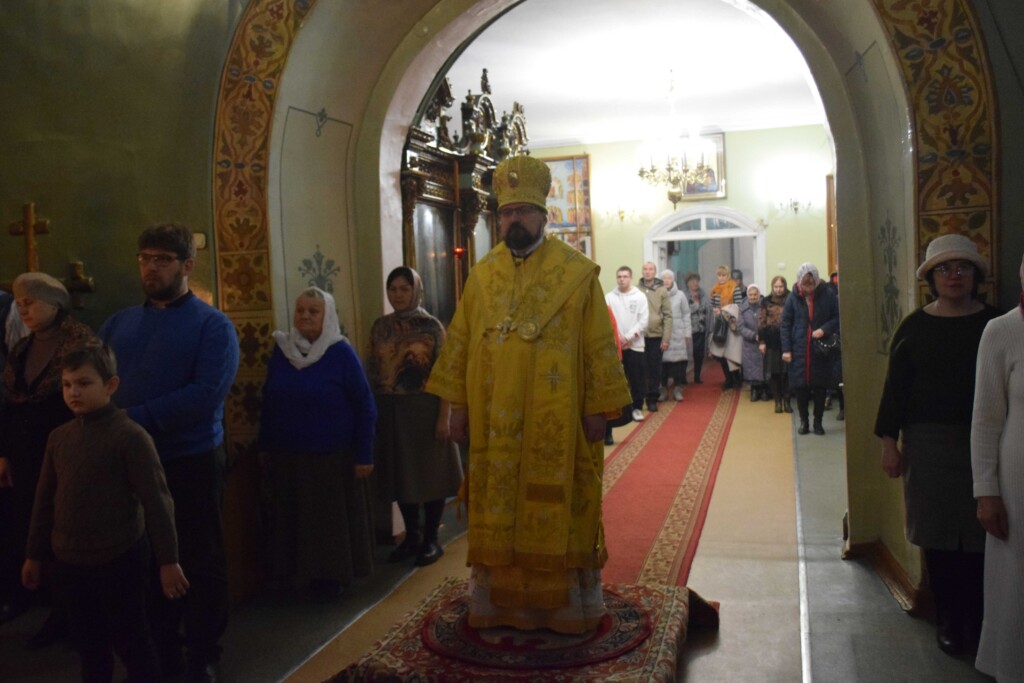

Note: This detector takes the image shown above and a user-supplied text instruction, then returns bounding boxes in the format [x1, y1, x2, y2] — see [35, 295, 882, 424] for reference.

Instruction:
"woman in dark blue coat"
[781, 263, 839, 435]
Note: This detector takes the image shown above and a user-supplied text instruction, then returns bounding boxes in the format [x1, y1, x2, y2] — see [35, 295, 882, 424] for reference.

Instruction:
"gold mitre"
[493, 155, 551, 210]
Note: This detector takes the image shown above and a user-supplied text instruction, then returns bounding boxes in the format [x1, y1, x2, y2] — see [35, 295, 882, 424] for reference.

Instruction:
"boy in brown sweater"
[22, 343, 188, 682]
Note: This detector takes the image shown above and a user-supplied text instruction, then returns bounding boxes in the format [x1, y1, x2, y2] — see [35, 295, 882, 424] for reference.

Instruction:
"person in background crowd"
[824, 271, 845, 420]
[875, 234, 999, 657]
[759, 276, 792, 414]
[607, 266, 649, 424]
[782, 262, 839, 436]
[425, 154, 629, 634]
[259, 287, 376, 600]
[658, 270, 692, 402]
[709, 301, 743, 390]
[367, 267, 462, 568]
[99, 224, 239, 682]
[0, 273, 92, 648]
[731, 269, 747, 303]
[684, 273, 711, 384]
[970, 250, 1024, 682]
[709, 266, 740, 386]
[637, 262, 672, 413]
[737, 283, 766, 402]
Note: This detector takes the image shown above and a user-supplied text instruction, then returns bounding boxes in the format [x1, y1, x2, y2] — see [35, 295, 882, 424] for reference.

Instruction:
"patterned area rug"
[327, 577, 709, 682]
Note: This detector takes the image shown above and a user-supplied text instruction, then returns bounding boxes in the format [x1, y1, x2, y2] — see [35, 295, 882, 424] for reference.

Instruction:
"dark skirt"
[763, 347, 786, 376]
[374, 393, 463, 504]
[267, 450, 374, 584]
[901, 423, 985, 552]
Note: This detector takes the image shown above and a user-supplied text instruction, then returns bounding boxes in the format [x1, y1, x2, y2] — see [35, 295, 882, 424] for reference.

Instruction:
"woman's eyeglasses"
[933, 262, 975, 276]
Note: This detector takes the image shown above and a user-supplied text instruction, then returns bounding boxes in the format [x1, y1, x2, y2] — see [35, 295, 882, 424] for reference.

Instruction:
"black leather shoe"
[797, 421, 810, 435]
[186, 662, 220, 683]
[837, 408, 845, 421]
[387, 532, 422, 563]
[813, 422, 825, 435]
[604, 434, 614, 446]
[774, 400, 783, 414]
[936, 627, 963, 656]
[415, 541, 444, 567]
[0, 599, 30, 624]
[26, 610, 66, 650]
[783, 399, 793, 414]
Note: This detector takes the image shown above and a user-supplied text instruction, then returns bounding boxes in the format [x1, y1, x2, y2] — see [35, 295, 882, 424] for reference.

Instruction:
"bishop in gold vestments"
[426, 155, 630, 633]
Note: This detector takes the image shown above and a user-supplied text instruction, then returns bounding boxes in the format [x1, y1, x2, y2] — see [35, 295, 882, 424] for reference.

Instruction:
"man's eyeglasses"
[499, 206, 543, 219]
[932, 262, 975, 277]
[137, 252, 181, 267]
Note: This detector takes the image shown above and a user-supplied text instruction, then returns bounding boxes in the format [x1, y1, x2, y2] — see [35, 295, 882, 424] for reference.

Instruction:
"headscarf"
[272, 287, 348, 370]
[746, 283, 763, 297]
[795, 262, 820, 295]
[12, 272, 71, 311]
[387, 266, 426, 318]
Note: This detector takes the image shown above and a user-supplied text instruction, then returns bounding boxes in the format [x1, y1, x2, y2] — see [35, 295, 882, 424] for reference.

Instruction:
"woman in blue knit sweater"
[258, 287, 377, 600]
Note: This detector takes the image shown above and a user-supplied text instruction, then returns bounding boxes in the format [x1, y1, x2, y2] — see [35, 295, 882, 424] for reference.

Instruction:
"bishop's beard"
[504, 222, 538, 250]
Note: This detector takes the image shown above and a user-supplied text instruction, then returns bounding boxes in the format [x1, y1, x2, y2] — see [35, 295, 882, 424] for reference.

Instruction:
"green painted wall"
[536, 125, 833, 294]
[0, 1, 241, 330]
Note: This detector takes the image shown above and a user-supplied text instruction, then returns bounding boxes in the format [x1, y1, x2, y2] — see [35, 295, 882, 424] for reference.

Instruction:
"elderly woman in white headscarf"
[781, 263, 839, 435]
[367, 267, 463, 567]
[258, 287, 377, 601]
[657, 269, 693, 402]
[1, 273, 92, 634]
[738, 283, 767, 402]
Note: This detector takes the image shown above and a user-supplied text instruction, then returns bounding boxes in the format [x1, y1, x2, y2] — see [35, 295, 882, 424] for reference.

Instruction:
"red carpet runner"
[601, 372, 739, 586]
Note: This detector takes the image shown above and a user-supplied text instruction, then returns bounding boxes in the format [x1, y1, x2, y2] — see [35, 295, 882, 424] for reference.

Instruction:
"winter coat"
[780, 281, 840, 388]
[662, 283, 693, 362]
[709, 303, 743, 370]
[687, 286, 712, 338]
[737, 299, 765, 382]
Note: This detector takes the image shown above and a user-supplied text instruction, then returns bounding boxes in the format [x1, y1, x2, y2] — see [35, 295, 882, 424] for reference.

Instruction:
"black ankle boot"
[784, 398, 793, 414]
[813, 421, 825, 435]
[798, 420, 810, 435]
[387, 531, 422, 563]
[750, 386, 758, 402]
[774, 399, 783, 413]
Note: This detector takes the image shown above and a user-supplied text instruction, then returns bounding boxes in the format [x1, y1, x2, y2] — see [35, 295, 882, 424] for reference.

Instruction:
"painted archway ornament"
[871, 0, 998, 304]
[212, 0, 319, 451]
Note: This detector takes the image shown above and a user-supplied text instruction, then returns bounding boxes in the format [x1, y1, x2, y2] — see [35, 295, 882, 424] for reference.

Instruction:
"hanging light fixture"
[637, 71, 718, 210]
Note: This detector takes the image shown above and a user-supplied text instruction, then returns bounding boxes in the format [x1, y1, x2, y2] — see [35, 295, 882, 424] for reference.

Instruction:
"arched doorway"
[645, 206, 766, 289]
[211, 0, 998, 607]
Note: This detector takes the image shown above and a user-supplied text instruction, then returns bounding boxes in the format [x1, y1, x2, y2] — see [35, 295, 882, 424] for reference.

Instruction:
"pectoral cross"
[8, 202, 49, 273]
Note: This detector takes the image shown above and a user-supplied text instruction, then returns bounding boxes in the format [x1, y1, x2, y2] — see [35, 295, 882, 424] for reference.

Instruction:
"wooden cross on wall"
[3, 202, 95, 307]
[9, 202, 49, 272]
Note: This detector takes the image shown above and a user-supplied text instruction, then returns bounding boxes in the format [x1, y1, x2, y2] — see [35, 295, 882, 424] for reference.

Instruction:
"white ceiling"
[445, 0, 826, 149]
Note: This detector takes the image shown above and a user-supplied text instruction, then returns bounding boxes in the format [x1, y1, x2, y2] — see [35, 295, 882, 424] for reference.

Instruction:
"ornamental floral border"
[871, 0, 999, 305]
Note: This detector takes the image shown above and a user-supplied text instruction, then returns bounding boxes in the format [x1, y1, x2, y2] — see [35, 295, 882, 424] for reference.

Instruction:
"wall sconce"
[602, 208, 637, 224]
[779, 198, 812, 215]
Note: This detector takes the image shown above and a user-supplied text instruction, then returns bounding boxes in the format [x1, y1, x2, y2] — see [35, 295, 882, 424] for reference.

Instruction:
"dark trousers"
[661, 360, 687, 385]
[58, 539, 159, 683]
[398, 500, 445, 544]
[622, 350, 646, 410]
[924, 547, 984, 643]
[691, 332, 706, 382]
[794, 386, 826, 422]
[149, 447, 228, 669]
[644, 337, 663, 407]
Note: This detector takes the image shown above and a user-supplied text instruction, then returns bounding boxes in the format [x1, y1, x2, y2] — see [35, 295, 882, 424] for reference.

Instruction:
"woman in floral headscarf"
[367, 267, 463, 567]
[258, 287, 377, 601]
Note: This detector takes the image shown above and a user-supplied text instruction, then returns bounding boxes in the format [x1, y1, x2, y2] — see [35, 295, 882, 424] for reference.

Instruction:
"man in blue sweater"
[99, 224, 239, 683]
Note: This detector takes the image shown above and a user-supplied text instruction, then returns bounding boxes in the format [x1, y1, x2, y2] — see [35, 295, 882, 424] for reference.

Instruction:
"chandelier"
[637, 71, 720, 209]
[638, 141, 717, 210]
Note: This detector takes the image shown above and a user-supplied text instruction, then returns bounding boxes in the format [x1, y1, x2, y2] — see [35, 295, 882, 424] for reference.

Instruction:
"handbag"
[812, 332, 840, 358]
[711, 315, 729, 344]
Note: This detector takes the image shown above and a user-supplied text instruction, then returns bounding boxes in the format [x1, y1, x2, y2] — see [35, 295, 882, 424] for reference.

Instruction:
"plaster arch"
[211, 0, 998, 601]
